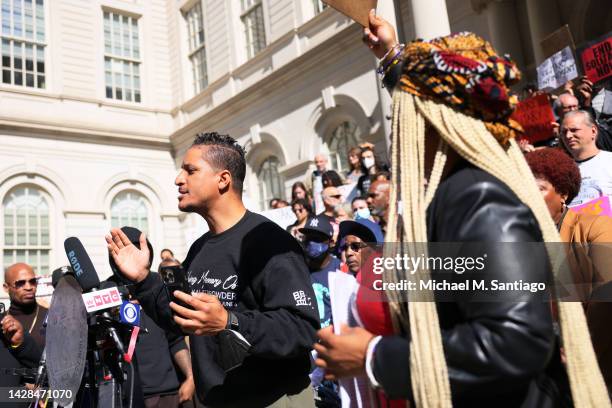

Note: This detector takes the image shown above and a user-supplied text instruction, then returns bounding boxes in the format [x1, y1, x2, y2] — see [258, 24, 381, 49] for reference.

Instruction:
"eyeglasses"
[11, 278, 38, 289]
[326, 194, 341, 199]
[293, 208, 306, 214]
[341, 242, 368, 252]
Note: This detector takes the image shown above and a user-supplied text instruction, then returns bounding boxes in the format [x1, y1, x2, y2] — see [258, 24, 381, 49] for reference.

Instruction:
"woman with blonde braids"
[314, 10, 610, 408]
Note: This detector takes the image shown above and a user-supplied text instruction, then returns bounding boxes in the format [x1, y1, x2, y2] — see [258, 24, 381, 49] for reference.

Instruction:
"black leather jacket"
[372, 164, 570, 407]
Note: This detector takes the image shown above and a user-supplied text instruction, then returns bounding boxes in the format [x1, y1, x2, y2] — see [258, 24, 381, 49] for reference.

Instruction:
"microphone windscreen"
[46, 275, 87, 406]
[64, 237, 101, 292]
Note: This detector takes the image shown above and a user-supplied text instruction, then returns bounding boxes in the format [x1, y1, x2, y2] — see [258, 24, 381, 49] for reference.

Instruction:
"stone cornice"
[170, 22, 366, 148]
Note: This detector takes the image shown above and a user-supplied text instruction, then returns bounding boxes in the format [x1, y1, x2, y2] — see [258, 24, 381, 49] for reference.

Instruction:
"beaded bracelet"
[377, 44, 405, 75]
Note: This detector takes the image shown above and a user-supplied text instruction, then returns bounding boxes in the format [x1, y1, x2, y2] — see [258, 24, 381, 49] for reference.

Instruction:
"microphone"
[63, 237, 130, 363]
[64, 237, 101, 292]
[46, 274, 88, 406]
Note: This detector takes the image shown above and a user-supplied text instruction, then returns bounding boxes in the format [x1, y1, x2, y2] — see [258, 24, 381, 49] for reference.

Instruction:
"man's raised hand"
[105, 228, 150, 283]
[1, 315, 24, 347]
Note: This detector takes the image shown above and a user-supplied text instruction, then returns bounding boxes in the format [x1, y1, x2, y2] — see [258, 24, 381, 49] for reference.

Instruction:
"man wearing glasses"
[3, 263, 47, 348]
[338, 219, 383, 277]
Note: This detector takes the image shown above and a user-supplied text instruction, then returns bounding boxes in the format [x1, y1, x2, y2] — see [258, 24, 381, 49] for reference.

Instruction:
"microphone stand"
[74, 310, 135, 408]
[31, 313, 48, 408]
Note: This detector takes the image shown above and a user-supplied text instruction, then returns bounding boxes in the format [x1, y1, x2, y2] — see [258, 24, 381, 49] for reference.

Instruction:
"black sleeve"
[131, 237, 207, 336]
[373, 174, 555, 400]
[131, 272, 182, 337]
[9, 333, 42, 368]
[382, 59, 404, 92]
[373, 336, 411, 397]
[168, 332, 187, 355]
[235, 250, 320, 359]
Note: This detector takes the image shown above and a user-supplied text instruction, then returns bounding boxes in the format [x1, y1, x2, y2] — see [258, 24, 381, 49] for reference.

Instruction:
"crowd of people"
[271, 146, 390, 249]
[1, 9, 611, 408]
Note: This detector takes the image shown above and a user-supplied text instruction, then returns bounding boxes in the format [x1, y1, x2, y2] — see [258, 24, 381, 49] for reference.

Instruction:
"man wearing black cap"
[298, 214, 341, 408]
[299, 215, 340, 331]
[337, 219, 383, 277]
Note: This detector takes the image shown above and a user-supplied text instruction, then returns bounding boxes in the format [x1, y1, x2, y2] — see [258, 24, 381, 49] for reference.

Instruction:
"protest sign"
[537, 46, 578, 90]
[337, 182, 358, 204]
[578, 33, 612, 84]
[260, 206, 297, 229]
[570, 196, 612, 218]
[540, 25, 575, 61]
[510, 93, 555, 143]
[323, 0, 377, 27]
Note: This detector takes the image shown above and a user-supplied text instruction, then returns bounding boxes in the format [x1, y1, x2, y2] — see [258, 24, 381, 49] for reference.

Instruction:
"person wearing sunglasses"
[338, 219, 384, 277]
[287, 198, 313, 242]
[299, 215, 342, 407]
[2, 263, 46, 349]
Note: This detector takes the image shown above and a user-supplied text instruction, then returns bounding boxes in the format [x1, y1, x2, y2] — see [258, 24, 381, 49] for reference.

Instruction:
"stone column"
[374, 0, 399, 153]
[483, 0, 525, 68]
[525, 0, 562, 64]
[410, 0, 451, 40]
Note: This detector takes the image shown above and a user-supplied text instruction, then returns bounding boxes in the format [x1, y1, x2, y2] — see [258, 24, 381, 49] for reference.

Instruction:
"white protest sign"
[313, 175, 324, 215]
[537, 46, 578, 90]
[329, 272, 376, 407]
[337, 182, 358, 204]
[259, 206, 297, 229]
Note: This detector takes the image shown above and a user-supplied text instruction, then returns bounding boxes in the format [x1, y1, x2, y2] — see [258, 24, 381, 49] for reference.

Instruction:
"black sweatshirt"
[133, 211, 320, 407]
[9, 303, 47, 350]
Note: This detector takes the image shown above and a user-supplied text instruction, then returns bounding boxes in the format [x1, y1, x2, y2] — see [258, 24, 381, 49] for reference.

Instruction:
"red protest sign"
[579, 35, 612, 84]
[511, 94, 555, 144]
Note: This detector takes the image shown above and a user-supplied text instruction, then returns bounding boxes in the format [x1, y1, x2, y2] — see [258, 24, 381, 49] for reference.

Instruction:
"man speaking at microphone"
[107, 132, 319, 407]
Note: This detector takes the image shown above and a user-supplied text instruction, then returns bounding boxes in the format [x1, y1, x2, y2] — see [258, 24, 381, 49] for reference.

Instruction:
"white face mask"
[363, 157, 375, 170]
[354, 208, 371, 220]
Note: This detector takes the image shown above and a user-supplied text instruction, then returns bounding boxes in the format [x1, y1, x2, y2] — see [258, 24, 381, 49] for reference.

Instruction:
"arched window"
[327, 120, 361, 174]
[257, 156, 284, 210]
[2, 187, 50, 275]
[110, 191, 149, 235]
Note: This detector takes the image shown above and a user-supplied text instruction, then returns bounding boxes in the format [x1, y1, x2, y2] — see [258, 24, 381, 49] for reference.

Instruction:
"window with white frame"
[313, 0, 327, 15]
[327, 120, 362, 173]
[110, 191, 149, 235]
[241, 0, 266, 59]
[184, 2, 207, 94]
[1, 0, 46, 88]
[2, 186, 50, 275]
[257, 156, 284, 210]
[103, 10, 141, 103]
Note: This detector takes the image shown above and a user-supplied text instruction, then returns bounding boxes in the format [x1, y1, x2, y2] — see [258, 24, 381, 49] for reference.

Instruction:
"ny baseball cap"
[299, 215, 334, 239]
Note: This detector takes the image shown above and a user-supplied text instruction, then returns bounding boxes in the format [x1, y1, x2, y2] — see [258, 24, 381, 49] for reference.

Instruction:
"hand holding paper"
[363, 10, 398, 59]
[323, 0, 377, 27]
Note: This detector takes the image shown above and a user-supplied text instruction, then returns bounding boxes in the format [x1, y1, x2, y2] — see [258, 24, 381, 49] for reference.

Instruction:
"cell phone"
[159, 265, 191, 309]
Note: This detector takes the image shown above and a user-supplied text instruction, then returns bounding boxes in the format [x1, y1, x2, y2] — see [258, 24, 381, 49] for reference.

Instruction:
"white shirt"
[570, 150, 612, 207]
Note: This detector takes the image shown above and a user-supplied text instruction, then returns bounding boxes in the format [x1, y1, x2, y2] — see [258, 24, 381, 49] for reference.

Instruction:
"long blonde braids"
[386, 91, 610, 407]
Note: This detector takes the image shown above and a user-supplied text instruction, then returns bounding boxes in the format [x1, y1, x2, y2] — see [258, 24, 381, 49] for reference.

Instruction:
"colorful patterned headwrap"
[398, 32, 523, 144]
